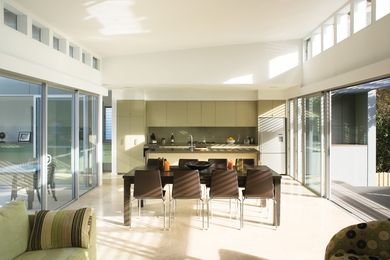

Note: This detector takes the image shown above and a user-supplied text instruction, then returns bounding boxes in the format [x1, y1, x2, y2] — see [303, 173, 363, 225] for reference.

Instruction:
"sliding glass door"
[79, 94, 98, 195]
[47, 87, 74, 209]
[0, 76, 42, 210]
[304, 95, 322, 194]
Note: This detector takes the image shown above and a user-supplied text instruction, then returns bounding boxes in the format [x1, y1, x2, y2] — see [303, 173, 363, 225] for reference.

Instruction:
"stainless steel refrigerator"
[258, 117, 286, 174]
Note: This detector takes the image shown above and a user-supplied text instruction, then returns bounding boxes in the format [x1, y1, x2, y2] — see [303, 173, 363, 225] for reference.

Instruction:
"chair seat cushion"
[28, 208, 93, 251]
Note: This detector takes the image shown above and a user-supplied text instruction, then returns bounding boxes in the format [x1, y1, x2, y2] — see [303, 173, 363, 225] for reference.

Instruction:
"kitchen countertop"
[147, 147, 259, 153]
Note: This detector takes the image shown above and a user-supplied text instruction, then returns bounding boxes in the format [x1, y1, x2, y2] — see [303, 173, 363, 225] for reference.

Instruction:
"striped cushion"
[28, 208, 92, 250]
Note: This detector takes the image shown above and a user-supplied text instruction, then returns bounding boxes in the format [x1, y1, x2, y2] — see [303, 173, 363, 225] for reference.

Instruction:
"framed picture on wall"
[18, 131, 31, 143]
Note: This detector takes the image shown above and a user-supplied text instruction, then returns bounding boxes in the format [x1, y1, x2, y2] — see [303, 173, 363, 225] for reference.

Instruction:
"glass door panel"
[79, 94, 98, 195]
[296, 98, 303, 182]
[47, 87, 74, 209]
[0, 77, 42, 210]
[305, 95, 322, 194]
[287, 100, 294, 178]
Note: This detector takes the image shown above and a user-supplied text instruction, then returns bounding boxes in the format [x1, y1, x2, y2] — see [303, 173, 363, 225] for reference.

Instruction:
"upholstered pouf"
[325, 219, 390, 260]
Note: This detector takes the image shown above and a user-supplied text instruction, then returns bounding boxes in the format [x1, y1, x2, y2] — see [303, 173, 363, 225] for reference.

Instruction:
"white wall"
[104, 41, 302, 100]
[331, 145, 369, 186]
[0, 0, 107, 96]
[287, 14, 390, 98]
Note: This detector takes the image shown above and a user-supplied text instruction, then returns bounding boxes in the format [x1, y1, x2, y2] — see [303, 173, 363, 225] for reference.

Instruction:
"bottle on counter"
[227, 160, 234, 170]
[164, 159, 170, 172]
[170, 133, 175, 144]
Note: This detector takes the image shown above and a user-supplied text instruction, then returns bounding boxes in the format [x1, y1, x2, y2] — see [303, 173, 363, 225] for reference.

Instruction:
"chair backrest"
[47, 161, 55, 175]
[172, 170, 201, 199]
[209, 170, 239, 198]
[244, 169, 274, 199]
[235, 158, 255, 172]
[178, 159, 199, 169]
[208, 158, 228, 170]
[146, 159, 159, 168]
[134, 170, 163, 199]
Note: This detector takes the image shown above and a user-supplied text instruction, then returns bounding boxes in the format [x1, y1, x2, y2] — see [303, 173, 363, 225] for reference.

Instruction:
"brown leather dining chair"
[146, 158, 159, 168]
[240, 169, 274, 228]
[169, 170, 204, 229]
[207, 169, 241, 229]
[178, 159, 198, 169]
[208, 158, 228, 171]
[131, 170, 167, 229]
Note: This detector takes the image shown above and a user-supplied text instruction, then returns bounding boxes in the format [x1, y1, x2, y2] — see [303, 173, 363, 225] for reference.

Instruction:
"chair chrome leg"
[130, 199, 132, 228]
[240, 199, 244, 229]
[229, 198, 232, 218]
[201, 200, 204, 230]
[207, 199, 210, 229]
[163, 199, 166, 230]
[168, 199, 171, 229]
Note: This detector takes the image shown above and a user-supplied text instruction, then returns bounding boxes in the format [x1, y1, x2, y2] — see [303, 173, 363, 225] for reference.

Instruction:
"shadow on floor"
[219, 249, 268, 260]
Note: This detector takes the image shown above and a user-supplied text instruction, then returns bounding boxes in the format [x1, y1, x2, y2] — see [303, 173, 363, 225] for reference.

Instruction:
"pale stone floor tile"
[67, 173, 360, 260]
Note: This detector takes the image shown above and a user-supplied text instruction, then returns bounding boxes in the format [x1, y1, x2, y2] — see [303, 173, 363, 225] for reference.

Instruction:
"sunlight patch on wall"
[124, 135, 145, 151]
[223, 74, 254, 85]
[85, 0, 148, 36]
[269, 52, 298, 79]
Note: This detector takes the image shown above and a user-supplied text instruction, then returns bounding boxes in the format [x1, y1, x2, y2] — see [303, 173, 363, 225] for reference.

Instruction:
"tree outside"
[376, 88, 390, 174]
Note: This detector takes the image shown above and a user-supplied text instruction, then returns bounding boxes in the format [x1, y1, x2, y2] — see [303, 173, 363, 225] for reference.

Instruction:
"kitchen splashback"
[148, 127, 257, 144]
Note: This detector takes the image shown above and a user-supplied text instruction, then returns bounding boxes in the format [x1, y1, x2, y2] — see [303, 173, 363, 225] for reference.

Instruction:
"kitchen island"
[146, 144, 259, 165]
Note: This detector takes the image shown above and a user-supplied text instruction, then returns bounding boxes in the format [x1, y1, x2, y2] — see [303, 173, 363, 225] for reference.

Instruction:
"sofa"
[325, 219, 390, 260]
[0, 201, 96, 260]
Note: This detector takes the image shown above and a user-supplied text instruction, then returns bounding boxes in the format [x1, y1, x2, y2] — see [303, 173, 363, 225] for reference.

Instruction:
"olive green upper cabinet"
[258, 100, 286, 117]
[187, 101, 202, 126]
[201, 101, 216, 126]
[147, 101, 167, 126]
[166, 101, 187, 126]
[235, 101, 257, 126]
[215, 101, 236, 126]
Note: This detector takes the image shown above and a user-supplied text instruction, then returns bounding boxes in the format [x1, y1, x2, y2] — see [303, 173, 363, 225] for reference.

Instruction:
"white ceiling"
[14, 0, 347, 57]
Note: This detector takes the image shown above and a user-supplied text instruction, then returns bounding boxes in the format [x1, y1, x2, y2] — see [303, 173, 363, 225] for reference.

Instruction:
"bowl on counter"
[226, 139, 235, 144]
[185, 161, 212, 171]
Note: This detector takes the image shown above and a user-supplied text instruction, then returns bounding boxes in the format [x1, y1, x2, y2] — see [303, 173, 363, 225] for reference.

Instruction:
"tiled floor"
[67, 174, 359, 260]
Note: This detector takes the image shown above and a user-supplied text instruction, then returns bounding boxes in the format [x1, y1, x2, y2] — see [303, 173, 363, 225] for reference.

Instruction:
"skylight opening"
[223, 75, 254, 85]
[85, 0, 148, 36]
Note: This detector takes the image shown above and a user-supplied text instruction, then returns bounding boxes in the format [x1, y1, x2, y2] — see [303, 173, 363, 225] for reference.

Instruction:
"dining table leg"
[273, 177, 281, 226]
[124, 178, 131, 226]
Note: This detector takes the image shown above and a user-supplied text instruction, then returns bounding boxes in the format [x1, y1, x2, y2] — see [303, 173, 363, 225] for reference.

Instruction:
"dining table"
[122, 165, 281, 227]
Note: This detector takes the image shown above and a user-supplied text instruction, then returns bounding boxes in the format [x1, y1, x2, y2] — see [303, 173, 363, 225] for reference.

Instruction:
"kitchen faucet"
[189, 134, 194, 151]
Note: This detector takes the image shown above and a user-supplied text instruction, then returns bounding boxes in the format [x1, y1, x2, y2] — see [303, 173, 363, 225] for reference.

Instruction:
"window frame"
[103, 106, 112, 143]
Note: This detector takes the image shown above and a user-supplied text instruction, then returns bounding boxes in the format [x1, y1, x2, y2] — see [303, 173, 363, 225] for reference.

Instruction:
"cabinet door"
[117, 100, 146, 173]
[258, 100, 274, 117]
[147, 101, 166, 126]
[272, 100, 286, 117]
[258, 100, 286, 117]
[215, 101, 236, 126]
[166, 101, 187, 126]
[236, 101, 257, 126]
[187, 101, 202, 126]
[201, 101, 216, 126]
